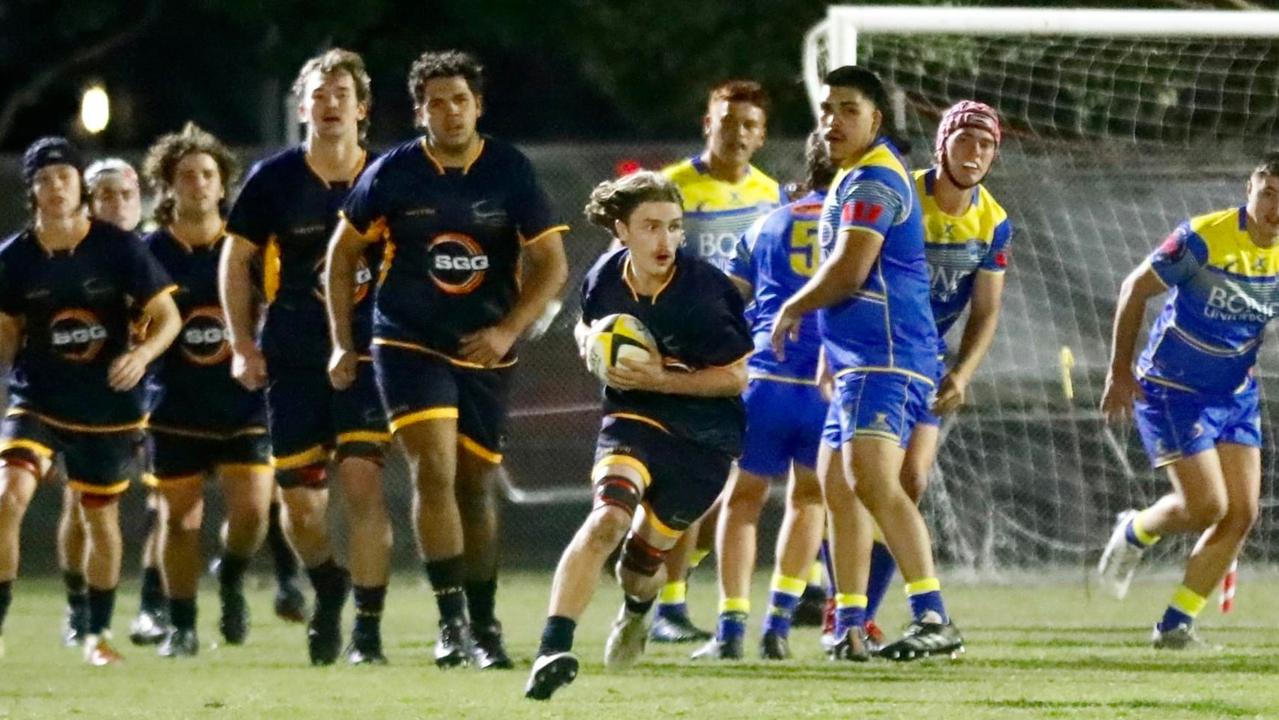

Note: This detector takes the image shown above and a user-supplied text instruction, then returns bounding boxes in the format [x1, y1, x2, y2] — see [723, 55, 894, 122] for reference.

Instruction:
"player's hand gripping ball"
[583, 313, 657, 385]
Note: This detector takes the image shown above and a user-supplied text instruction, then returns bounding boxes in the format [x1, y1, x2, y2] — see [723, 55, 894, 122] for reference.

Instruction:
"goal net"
[803, 6, 1279, 575]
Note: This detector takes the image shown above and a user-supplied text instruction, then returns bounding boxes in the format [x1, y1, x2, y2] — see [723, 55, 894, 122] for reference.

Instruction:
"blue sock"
[905, 578, 947, 623]
[833, 594, 868, 638]
[1158, 606, 1194, 633]
[656, 602, 687, 621]
[717, 611, 747, 642]
[865, 542, 897, 622]
[1158, 585, 1205, 632]
[761, 575, 806, 636]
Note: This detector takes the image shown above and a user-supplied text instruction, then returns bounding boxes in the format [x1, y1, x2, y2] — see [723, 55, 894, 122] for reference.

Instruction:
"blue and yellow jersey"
[817, 139, 939, 382]
[0, 220, 175, 429]
[729, 190, 825, 383]
[915, 168, 1012, 346]
[1137, 206, 1279, 395]
[662, 156, 785, 274]
[581, 248, 752, 456]
[226, 146, 380, 369]
[145, 229, 267, 434]
[342, 136, 567, 367]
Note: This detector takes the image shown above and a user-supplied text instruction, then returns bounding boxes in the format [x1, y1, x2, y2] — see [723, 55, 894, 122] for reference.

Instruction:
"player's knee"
[1184, 493, 1227, 529]
[726, 473, 768, 515]
[821, 472, 856, 513]
[281, 488, 327, 531]
[0, 450, 42, 489]
[618, 531, 669, 579]
[581, 506, 631, 554]
[787, 472, 823, 510]
[1219, 498, 1259, 538]
[899, 466, 929, 504]
[341, 474, 385, 518]
[160, 494, 203, 532]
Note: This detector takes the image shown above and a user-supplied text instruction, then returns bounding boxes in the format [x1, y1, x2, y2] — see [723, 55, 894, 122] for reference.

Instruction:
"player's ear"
[474, 94, 484, 119]
[871, 108, 883, 137]
[613, 218, 629, 245]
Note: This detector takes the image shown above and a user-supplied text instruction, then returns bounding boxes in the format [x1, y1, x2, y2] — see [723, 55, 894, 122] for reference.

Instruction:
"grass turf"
[2, 570, 1278, 719]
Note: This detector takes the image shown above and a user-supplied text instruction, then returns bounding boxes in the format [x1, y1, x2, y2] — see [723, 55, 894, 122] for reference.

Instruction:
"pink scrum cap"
[934, 100, 1001, 159]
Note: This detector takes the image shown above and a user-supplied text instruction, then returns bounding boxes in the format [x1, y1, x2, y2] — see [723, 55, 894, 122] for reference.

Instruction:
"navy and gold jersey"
[580, 248, 752, 456]
[0, 220, 175, 428]
[730, 190, 825, 383]
[818, 139, 939, 383]
[662, 156, 785, 274]
[144, 229, 267, 434]
[1137, 207, 1279, 395]
[226, 146, 380, 368]
[341, 136, 567, 366]
[915, 168, 1012, 344]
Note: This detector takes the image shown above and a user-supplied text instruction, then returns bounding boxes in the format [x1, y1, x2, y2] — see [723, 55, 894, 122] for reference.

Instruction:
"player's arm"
[109, 290, 180, 392]
[770, 227, 883, 359]
[325, 218, 379, 390]
[0, 311, 21, 370]
[933, 270, 1005, 414]
[1100, 260, 1165, 422]
[459, 231, 568, 367]
[607, 355, 747, 397]
[573, 318, 591, 360]
[219, 235, 267, 391]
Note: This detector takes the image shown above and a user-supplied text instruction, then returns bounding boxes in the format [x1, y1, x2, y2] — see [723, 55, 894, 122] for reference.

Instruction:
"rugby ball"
[584, 313, 656, 383]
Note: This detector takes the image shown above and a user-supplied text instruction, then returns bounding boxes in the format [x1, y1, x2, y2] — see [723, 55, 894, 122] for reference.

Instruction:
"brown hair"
[584, 171, 684, 230]
[707, 80, 770, 114]
[142, 122, 239, 226]
[292, 48, 373, 139]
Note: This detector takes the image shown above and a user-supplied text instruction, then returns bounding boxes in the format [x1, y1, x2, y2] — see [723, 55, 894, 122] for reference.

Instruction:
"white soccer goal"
[804, 6, 1279, 575]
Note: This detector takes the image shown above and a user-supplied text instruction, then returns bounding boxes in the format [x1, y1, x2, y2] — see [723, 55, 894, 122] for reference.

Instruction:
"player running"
[859, 100, 1012, 647]
[0, 137, 181, 665]
[691, 132, 835, 661]
[771, 66, 963, 662]
[1098, 152, 1279, 648]
[524, 171, 751, 700]
[652, 79, 790, 644]
[56, 157, 156, 648]
[328, 49, 567, 669]
[222, 49, 390, 665]
[140, 124, 273, 657]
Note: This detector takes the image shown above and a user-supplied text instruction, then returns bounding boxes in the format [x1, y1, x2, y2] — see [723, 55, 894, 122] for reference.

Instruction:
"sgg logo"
[180, 306, 231, 366]
[428, 233, 488, 295]
[313, 256, 373, 305]
[50, 309, 107, 362]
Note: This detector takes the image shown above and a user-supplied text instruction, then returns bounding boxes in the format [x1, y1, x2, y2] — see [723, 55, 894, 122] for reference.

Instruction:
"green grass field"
[2, 570, 1278, 719]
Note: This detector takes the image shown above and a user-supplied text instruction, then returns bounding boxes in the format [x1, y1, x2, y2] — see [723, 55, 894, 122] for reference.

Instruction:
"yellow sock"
[807, 561, 824, 586]
[658, 581, 686, 605]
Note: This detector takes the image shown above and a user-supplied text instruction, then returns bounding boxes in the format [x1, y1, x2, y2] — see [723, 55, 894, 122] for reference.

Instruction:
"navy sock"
[169, 597, 197, 631]
[88, 586, 117, 635]
[424, 557, 467, 623]
[538, 615, 577, 655]
[865, 542, 897, 621]
[465, 578, 497, 627]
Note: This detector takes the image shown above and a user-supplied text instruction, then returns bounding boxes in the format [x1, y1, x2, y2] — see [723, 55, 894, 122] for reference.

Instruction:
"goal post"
[803, 6, 1279, 575]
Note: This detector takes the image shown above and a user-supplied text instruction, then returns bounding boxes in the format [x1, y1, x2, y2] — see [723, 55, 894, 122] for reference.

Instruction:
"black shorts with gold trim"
[592, 414, 732, 537]
[148, 424, 271, 484]
[372, 341, 512, 464]
[0, 409, 141, 497]
[266, 359, 389, 487]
